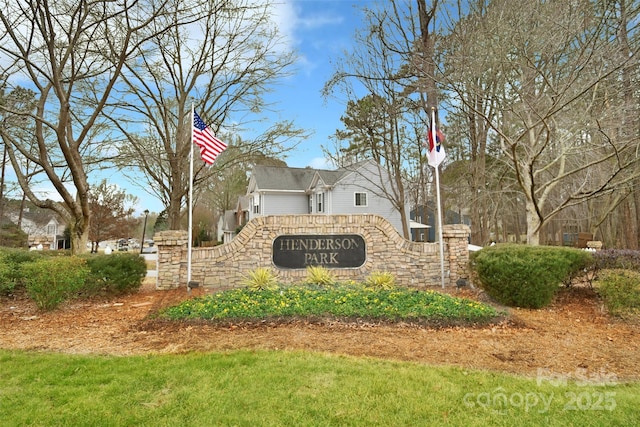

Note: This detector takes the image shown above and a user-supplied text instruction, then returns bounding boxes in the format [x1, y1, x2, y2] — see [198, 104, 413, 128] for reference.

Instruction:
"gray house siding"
[259, 192, 308, 216]
[325, 164, 406, 232]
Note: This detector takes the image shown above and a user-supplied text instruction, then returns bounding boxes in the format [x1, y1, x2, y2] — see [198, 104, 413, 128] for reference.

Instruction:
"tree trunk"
[0, 146, 6, 222]
[525, 202, 541, 245]
[70, 215, 90, 254]
[634, 186, 640, 249]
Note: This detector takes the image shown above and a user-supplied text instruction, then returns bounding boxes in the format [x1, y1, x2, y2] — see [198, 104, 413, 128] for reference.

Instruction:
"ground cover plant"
[0, 349, 637, 427]
[159, 281, 502, 326]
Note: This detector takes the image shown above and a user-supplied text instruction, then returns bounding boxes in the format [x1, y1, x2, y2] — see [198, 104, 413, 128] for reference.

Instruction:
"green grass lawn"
[0, 349, 637, 426]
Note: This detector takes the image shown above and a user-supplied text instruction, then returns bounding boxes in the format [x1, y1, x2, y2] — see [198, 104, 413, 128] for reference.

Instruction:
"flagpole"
[187, 103, 195, 292]
[431, 108, 446, 289]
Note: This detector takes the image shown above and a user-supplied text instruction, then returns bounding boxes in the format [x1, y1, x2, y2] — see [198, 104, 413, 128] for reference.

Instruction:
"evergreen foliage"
[471, 244, 593, 308]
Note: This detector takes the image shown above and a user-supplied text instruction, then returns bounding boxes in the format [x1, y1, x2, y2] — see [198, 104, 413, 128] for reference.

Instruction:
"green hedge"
[22, 256, 90, 310]
[470, 244, 593, 308]
[596, 269, 640, 316]
[83, 253, 147, 296]
[0, 249, 44, 295]
[0, 249, 147, 309]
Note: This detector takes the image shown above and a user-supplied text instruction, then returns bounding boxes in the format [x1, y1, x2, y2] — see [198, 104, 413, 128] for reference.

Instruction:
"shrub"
[0, 249, 43, 296]
[303, 265, 335, 286]
[241, 267, 279, 291]
[470, 244, 593, 308]
[22, 256, 90, 310]
[364, 271, 396, 290]
[83, 253, 147, 296]
[0, 262, 12, 296]
[593, 249, 640, 272]
[595, 269, 640, 316]
[0, 223, 28, 248]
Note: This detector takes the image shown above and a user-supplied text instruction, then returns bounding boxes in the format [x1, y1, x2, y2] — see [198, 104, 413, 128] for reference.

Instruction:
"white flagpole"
[431, 108, 446, 289]
[187, 103, 195, 291]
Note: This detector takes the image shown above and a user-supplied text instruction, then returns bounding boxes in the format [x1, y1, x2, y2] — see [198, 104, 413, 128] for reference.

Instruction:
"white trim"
[409, 220, 430, 229]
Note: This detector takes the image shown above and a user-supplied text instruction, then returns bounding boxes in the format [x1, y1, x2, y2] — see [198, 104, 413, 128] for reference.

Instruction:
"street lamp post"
[140, 209, 149, 254]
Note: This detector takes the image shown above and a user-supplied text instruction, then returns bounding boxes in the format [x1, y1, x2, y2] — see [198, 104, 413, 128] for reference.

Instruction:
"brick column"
[442, 224, 471, 286]
[154, 230, 188, 290]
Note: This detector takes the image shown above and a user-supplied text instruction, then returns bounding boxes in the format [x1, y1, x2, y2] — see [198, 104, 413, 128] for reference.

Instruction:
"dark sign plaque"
[272, 234, 366, 269]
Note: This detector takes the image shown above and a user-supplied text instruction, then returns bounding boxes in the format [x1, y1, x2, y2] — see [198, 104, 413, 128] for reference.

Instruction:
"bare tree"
[106, 0, 308, 229]
[324, 1, 438, 239]
[437, 0, 505, 245]
[0, 84, 37, 223]
[0, 0, 181, 253]
[444, 0, 640, 245]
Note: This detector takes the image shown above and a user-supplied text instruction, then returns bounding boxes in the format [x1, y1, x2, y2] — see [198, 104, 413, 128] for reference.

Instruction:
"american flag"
[193, 111, 227, 165]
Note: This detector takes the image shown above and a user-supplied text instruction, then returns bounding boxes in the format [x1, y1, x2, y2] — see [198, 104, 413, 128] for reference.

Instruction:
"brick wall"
[154, 214, 470, 290]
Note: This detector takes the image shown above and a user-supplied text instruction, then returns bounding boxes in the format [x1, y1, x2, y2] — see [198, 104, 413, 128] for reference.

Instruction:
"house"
[217, 196, 250, 243]
[410, 205, 471, 242]
[245, 160, 410, 235]
[5, 207, 65, 249]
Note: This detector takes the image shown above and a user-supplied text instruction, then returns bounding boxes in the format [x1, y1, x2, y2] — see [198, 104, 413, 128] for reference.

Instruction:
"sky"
[264, 0, 370, 169]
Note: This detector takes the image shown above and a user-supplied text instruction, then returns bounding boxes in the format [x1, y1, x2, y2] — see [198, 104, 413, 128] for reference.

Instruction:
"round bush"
[471, 244, 593, 308]
[0, 249, 44, 296]
[22, 256, 90, 310]
[596, 269, 640, 316]
[84, 253, 147, 296]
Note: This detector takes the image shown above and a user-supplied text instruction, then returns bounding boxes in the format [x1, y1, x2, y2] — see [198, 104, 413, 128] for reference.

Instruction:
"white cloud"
[269, 0, 299, 43]
[270, 0, 346, 76]
[309, 156, 333, 170]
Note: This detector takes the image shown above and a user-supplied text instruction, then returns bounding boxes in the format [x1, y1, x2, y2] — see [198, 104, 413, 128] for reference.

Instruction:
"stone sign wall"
[154, 214, 471, 290]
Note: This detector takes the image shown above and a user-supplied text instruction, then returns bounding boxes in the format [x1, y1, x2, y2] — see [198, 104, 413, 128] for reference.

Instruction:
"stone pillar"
[154, 230, 189, 290]
[442, 224, 471, 286]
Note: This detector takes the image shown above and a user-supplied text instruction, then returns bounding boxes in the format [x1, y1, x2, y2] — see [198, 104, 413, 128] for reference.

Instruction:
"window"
[252, 196, 260, 214]
[47, 224, 57, 235]
[316, 192, 324, 213]
[308, 194, 313, 213]
[355, 192, 367, 207]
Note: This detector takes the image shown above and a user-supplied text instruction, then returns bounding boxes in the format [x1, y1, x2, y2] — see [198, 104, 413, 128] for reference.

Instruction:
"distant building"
[410, 205, 471, 243]
[5, 207, 66, 249]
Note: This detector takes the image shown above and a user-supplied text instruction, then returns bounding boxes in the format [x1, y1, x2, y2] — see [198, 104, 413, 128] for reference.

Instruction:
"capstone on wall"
[154, 214, 470, 290]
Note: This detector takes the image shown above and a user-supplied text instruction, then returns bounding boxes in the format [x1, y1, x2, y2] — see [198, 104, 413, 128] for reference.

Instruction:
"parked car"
[117, 239, 128, 251]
